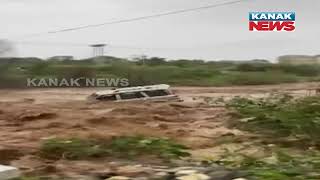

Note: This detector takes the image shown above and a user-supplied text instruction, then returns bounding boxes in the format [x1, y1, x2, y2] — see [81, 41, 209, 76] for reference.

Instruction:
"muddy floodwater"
[0, 82, 319, 179]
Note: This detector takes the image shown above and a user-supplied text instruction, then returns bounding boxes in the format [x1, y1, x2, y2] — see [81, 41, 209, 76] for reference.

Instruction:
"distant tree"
[131, 55, 166, 66]
[170, 59, 205, 67]
[236, 63, 272, 72]
[146, 57, 166, 66]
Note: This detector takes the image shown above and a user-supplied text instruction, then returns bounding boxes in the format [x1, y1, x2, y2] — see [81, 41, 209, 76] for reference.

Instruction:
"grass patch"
[40, 136, 190, 160]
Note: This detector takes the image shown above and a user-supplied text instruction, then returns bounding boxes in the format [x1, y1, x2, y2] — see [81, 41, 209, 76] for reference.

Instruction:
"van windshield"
[144, 90, 169, 97]
[97, 94, 116, 101]
[119, 92, 145, 100]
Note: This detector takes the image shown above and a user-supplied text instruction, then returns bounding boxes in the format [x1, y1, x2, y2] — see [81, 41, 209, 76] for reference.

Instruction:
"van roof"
[95, 84, 170, 96]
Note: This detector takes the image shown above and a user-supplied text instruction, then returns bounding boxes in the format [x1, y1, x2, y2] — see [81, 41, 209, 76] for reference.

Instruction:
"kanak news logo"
[249, 12, 295, 32]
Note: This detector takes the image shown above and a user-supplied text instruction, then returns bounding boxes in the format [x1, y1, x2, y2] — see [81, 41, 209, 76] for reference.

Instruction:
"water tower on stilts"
[90, 44, 106, 57]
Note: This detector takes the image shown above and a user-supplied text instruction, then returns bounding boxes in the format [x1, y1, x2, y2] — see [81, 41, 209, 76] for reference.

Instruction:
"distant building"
[278, 55, 320, 64]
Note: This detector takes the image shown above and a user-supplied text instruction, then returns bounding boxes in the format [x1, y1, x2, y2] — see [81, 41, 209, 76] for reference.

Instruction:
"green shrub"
[227, 95, 320, 145]
[279, 64, 320, 77]
[40, 138, 108, 160]
[40, 136, 190, 160]
[235, 63, 273, 72]
[218, 72, 299, 85]
[1, 56, 320, 88]
[109, 136, 190, 159]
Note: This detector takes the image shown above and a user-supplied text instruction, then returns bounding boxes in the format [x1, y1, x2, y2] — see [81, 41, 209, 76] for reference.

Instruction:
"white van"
[89, 84, 181, 102]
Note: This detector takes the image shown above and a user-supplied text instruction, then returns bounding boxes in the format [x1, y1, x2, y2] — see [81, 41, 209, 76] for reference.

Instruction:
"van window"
[119, 92, 145, 100]
[97, 95, 116, 101]
[144, 90, 169, 97]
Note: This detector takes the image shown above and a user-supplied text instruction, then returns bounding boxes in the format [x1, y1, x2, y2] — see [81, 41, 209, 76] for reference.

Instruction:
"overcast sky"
[0, 0, 319, 61]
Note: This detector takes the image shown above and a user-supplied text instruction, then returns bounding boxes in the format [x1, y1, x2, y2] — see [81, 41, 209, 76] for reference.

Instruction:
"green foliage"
[109, 136, 190, 159]
[227, 95, 320, 146]
[169, 59, 205, 67]
[40, 136, 190, 160]
[280, 64, 320, 77]
[40, 138, 108, 160]
[0, 56, 320, 88]
[220, 72, 300, 85]
[29, 62, 50, 76]
[235, 63, 273, 72]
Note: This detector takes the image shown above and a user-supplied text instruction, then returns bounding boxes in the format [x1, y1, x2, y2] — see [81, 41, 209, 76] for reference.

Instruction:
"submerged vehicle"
[89, 84, 181, 102]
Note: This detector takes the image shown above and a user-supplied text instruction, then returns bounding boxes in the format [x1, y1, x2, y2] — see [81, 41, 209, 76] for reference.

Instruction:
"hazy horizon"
[1, 0, 319, 61]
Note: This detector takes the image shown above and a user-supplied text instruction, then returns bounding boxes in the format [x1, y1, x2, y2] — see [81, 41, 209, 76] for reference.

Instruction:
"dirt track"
[0, 82, 319, 177]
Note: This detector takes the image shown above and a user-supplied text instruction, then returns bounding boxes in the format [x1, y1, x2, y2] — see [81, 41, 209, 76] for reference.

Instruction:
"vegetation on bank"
[0, 56, 320, 87]
[215, 150, 320, 180]
[40, 136, 190, 160]
[225, 95, 320, 179]
[227, 95, 320, 146]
